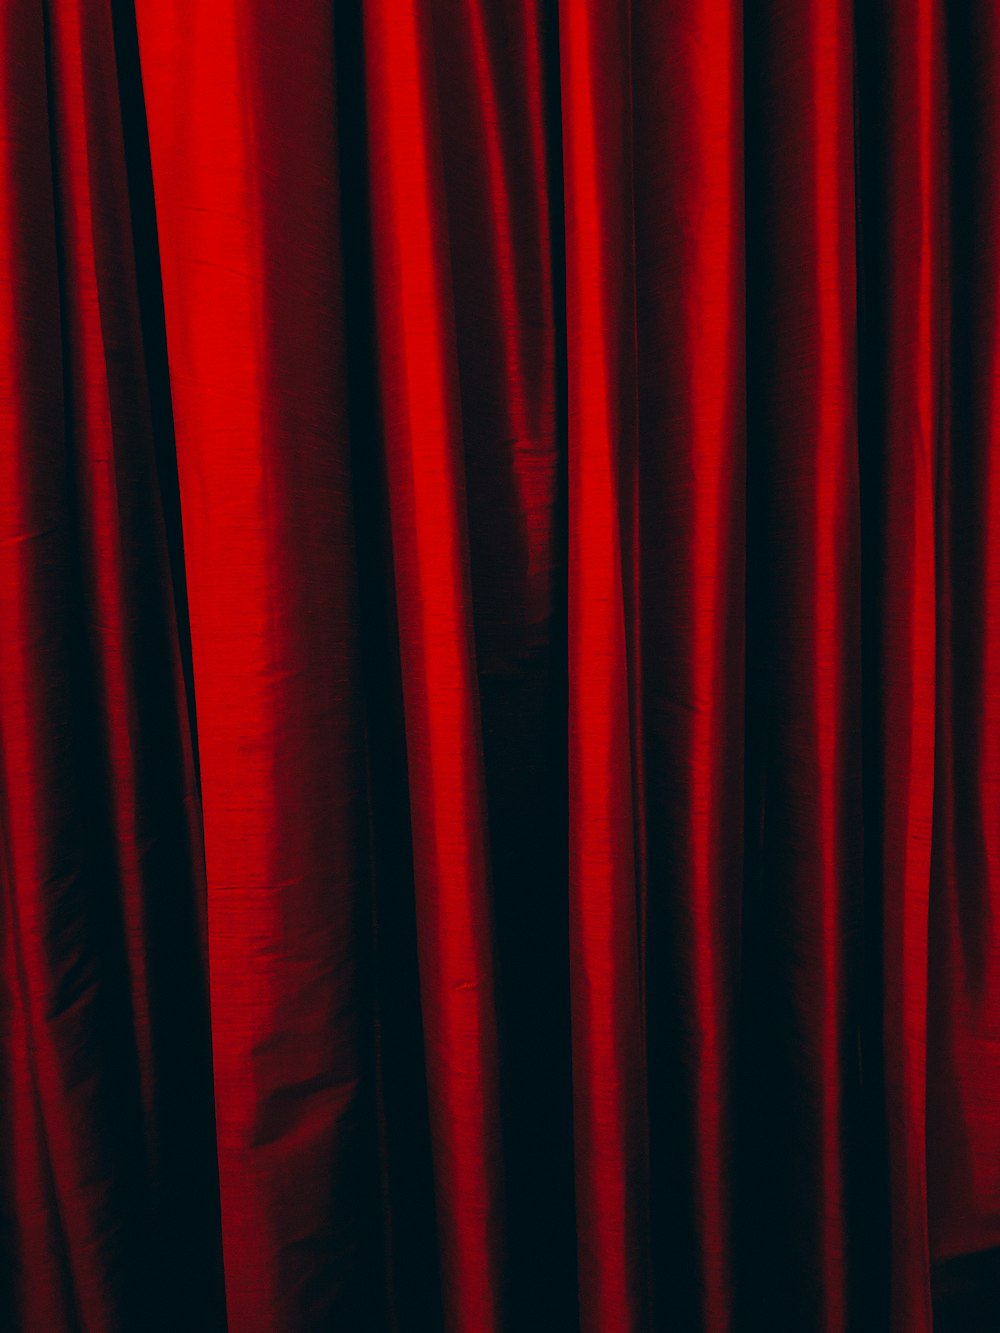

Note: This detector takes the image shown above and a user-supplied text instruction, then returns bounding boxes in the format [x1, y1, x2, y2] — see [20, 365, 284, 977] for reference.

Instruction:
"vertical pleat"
[741, 1, 861, 1327]
[925, 0, 1000, 1272]
[430, 1, 574, 1324]
[631, 2, 745, 1328]
[134, 3, 377, 1328]
[42, 1, 220, 1322]
[1, 0, 213, 1326]
[557, 3, 649, 1329]
[0, 8, 91, 1325]
[362, 4, 504, 1329]
[857, 1, 947, 1327]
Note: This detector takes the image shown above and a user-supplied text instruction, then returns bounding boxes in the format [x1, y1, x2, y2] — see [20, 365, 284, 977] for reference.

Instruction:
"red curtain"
[1, 1, 999, 1329]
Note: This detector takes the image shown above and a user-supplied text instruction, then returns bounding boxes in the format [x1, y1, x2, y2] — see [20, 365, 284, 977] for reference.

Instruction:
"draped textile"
[1, 1, 999, 1329]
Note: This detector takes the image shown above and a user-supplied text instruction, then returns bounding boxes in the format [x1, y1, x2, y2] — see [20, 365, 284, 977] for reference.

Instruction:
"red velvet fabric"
[1, 1, 998, 1329]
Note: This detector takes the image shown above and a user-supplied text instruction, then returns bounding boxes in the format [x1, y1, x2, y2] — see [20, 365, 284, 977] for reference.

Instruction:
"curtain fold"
[2, 1, 999, 1329]
[558, 3, 649, 1328]
[740, 1, 863, 1327]
[856, 4, 948, 1329]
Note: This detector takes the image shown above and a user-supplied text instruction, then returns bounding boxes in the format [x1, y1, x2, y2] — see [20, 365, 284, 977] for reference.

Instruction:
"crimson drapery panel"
[1, 1, 999, 1330]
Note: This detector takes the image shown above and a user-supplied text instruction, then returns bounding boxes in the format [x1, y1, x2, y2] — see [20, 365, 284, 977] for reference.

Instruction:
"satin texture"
[1, 1, 999, 1330]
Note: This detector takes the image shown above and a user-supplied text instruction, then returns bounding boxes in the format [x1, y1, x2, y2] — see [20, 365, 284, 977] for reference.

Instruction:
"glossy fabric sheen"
[0, 1, 998, 1330]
